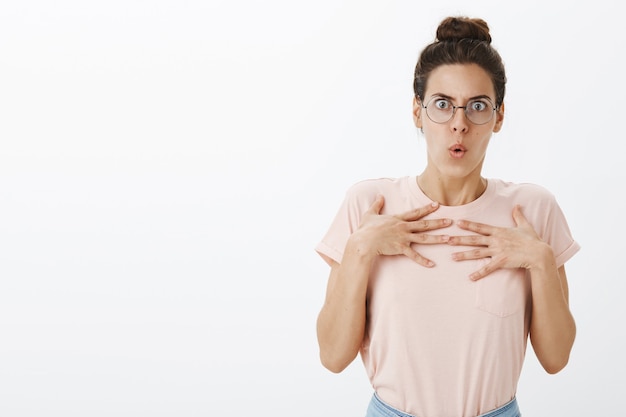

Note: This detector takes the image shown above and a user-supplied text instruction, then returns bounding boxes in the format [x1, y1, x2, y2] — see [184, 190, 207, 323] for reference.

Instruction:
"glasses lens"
[465, 99, 495, 125]
[425, 98, 453, 123]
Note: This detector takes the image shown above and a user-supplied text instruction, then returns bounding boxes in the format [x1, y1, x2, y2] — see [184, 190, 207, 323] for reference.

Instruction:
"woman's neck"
[417, 172, 487, 206]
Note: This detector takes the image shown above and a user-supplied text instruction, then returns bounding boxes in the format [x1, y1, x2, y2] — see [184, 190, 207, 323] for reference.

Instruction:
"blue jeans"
[365, 392, 521, 417]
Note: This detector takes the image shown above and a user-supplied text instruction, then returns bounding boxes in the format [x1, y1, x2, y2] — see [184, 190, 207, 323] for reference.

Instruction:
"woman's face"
[413, 63, 504, 180]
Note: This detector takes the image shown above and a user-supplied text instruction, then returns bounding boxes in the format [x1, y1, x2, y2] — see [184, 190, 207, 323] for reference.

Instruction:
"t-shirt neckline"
[407, 176, 496, 215]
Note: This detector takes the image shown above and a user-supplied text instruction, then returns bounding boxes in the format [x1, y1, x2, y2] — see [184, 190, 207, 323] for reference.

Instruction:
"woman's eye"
[470, 101, 487, 111]
[434, 99, 450, 109]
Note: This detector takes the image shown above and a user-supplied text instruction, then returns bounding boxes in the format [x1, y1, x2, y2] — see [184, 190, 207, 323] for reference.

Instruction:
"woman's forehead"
[425, 63, 496, 101]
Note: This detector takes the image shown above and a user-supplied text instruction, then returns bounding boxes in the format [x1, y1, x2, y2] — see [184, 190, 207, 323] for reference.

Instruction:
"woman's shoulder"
[341, 176, 413, 210]
[346, 176, 411, 196]
[490, 178, 556, 200]
[488, 179, 565, 219]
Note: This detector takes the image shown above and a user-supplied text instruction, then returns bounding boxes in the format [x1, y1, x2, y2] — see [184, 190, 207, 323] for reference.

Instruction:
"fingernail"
[431, 202, 438, 207]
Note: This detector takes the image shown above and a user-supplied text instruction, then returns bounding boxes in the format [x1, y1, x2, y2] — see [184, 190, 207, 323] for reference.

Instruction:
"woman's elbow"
[541, 354, 570, 374]
[319, 349, 356, 374]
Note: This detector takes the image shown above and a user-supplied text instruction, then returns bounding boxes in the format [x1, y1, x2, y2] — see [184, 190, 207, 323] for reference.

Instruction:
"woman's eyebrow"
[429, 93, 494, 102]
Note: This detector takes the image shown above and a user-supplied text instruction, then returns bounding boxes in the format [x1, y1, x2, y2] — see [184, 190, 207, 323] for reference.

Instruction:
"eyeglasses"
[422, 96, 498, 125]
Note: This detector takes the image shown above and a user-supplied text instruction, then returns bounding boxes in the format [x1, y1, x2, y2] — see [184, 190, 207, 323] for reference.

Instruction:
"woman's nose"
[450, 107, 469, 133]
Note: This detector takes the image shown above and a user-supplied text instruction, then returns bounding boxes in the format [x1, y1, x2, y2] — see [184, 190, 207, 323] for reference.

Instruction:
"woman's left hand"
[448, 205, 551, 280]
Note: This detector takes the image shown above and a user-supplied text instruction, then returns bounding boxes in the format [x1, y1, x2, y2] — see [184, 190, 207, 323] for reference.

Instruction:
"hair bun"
[436, 16, 491, 44]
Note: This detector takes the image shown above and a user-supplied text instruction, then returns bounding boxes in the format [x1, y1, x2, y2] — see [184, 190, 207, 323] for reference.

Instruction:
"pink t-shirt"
[316, 176, 580, 417]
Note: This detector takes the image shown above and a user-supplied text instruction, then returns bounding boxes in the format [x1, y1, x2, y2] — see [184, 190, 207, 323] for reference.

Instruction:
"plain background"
[0, 0, 624, 415]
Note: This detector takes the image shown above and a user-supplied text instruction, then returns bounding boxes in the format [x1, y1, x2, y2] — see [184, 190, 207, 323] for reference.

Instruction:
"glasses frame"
[421, 96, 499, 125]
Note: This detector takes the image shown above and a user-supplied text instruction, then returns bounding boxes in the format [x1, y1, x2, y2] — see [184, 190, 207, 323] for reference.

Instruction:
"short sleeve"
[315, 181, 378, 266]
[528, 188, 580, 267]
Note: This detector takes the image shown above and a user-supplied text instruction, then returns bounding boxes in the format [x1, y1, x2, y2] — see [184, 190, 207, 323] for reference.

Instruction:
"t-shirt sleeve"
[315, 183, 372, 266]
[531, 189, 580, 267]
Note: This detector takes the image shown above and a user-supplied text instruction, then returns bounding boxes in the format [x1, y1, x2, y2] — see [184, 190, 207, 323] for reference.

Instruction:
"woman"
[315, 16, 579, 417]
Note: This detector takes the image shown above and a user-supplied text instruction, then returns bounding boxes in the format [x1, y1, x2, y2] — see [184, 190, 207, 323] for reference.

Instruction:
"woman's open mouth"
[449, 144, 467, 159]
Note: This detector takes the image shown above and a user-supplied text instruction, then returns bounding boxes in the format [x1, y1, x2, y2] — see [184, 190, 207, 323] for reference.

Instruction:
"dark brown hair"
[413, 16, 506, 107]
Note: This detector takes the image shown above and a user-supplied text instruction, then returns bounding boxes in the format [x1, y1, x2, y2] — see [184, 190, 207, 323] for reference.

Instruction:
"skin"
[316, 63, 576, 375]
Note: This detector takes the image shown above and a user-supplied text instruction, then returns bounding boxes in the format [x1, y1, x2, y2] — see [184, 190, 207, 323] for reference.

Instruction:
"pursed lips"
[449, 144, 467, 159]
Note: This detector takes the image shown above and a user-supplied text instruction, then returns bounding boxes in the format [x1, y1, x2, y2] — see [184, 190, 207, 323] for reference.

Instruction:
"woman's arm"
[316, 197, 452, 373]
[448, 205, 576, 374]
[528, 260, 576, 373]
[316, 244, 375, 373]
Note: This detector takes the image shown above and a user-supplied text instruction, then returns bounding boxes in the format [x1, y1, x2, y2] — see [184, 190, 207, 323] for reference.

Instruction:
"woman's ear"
[493, 101, 505, 133]
[412, 96, 423, 129]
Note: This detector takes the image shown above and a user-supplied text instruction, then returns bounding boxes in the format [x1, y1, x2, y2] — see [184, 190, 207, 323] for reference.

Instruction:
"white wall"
[0, 1, 623, 415]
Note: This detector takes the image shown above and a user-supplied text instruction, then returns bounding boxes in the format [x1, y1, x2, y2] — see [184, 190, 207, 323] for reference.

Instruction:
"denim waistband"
[366, 392, 521, 417]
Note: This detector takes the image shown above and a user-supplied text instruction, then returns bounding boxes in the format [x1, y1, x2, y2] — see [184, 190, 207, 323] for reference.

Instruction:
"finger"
[511, 205, 529, 227]
[366, 194, 385, 215]
[398, 202, 440, 222]
[402, 247, 436, 267]
[410, 233, 451, 245]
[451, 248, 491, 261]
[468, 259, 501, 281]
[456, 219, 495, 236]
[447, 234, 489, 246]
[408, 218, 453, 232]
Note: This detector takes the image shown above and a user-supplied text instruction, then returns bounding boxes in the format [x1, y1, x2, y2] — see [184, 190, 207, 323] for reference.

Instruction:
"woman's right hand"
[317, 195, 450, 372]
[349, 195, 452, 267]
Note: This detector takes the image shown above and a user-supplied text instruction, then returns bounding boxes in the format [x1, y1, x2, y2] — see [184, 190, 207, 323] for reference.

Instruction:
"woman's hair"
[413, 16, 506, 107]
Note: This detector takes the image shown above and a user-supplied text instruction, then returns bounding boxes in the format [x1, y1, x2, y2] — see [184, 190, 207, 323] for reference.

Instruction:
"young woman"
[315, 16, 579, 417]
